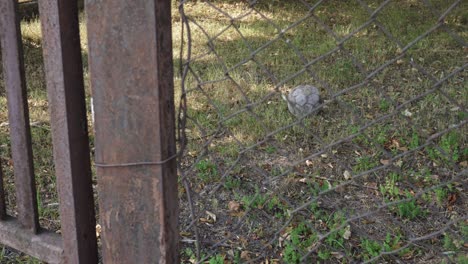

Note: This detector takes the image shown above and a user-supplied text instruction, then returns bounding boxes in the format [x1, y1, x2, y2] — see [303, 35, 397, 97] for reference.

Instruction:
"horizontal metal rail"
[0, 217, 63, 263]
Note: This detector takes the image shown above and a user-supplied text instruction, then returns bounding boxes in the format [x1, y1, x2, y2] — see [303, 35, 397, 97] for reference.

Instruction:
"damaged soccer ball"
[282, 85, 321, 118]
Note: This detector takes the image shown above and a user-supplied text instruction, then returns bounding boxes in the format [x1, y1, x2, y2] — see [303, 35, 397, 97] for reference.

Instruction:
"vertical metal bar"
[0, 160, 6, 219]
[37, 1, 98, 263]
[0, 0, 39, 233]
[86, 0, 179, 262]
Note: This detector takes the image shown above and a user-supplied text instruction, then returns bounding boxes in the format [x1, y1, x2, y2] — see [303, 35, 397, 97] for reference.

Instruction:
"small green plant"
[442, 233, 458, 251]
[455, 255, 468, 264]
[283, 223, 317, 264]
[283, 243, 301, 264]
[241, 190, 269, 210]
[196, 159, 218, 183]
[439, 132, 460, 162]
[323, 212, 347, 249]
[266, 195, 288, 218]
[361, 238, 382, 260]
[380, 172, 401, 199]
[461, 222, 468, 238]
[379, 98, 391, 112]
[233, 250, 242, 264]
[383, 233, 400, 252]
[182, 248, 196, 263]
[0, 247, 5, 260]
[427, 131, 461, 164]
[434, 187, 448, 206]
[224, 176, 241, 190]
[351, 127, 370, 145]
[353, 156, 378, 172]
[318, 250, 331, 260]
[208, 254, 224, 264]
[409, 132, 420, 149]
[395, 193, 423, 220]
[382, 233, 414, 258]
[375, 126, 390, 146]
[324, 230, 345, 250]
[265, 145, 276, 154]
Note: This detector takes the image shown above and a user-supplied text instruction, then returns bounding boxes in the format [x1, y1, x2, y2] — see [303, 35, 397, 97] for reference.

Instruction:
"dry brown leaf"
[380, 159, 391, 165]
[240, 251, 251, 261]
[447, 193, 457, 206]
[229, 211, 246, 217]
[342, 225, 351, 240]
[199, 217, 212, 223]
[398, 146, 408, 151]
[206, 210, 217, 222]
[401, 251, 415, 260]
[180, 231, 191, 237]
[95, 224, 102, 238]
[331, 251, 345, 259]
[343, 170, 351, 180]
[402, 109, 412, 117]
[395, 160, 403, 167]
[228, 201, 241, 212]
[361, 219, 375, 224]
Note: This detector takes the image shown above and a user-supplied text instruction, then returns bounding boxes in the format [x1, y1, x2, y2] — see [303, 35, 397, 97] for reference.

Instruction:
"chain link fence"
[175, 0, 467, 263]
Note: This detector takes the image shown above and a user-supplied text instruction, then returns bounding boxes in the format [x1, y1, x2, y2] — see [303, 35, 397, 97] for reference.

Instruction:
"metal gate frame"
[0, 0, 178, 263]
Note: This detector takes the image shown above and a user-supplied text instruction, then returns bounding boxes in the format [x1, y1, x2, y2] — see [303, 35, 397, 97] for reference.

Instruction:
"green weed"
[354, 156, 379, 173]
[442, 233, 458, 252]
[283, 223, 317, 264]
[380, 172, 401, 199]
[434, 187, 449, 206]
[394, 193, 424, 220]
[361, 238, 382, 260]
[208, 254, 224, 264]
[265, 145, 276, 154]
[408, 132, 420, 150]
[427, 131, 462, 164]
[223, 176, 241, 190]
[379, 98, 391, 112]
[241, 190, 269, 210]
[196, 159, 218, 183]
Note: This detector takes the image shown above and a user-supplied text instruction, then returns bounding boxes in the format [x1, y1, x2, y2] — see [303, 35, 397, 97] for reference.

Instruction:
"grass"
[1, 0, 467, 263]
[195, 159, 218, 183]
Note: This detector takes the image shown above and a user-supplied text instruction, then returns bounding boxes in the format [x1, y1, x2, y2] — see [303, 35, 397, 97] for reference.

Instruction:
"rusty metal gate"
[0, 0, 178, 263]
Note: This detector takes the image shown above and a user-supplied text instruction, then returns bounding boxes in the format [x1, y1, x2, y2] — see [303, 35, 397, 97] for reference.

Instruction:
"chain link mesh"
[176, 0, 467, 263]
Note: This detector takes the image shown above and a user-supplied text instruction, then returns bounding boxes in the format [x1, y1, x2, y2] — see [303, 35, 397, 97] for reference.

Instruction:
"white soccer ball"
[282, 85, 321, 118]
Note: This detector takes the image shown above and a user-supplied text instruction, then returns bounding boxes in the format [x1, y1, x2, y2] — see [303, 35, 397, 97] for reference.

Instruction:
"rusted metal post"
[0, 0, 39, 233]
[86, 0, 179, 262]
[38, 0, 98, 263]
[0, 160, 5, 219]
